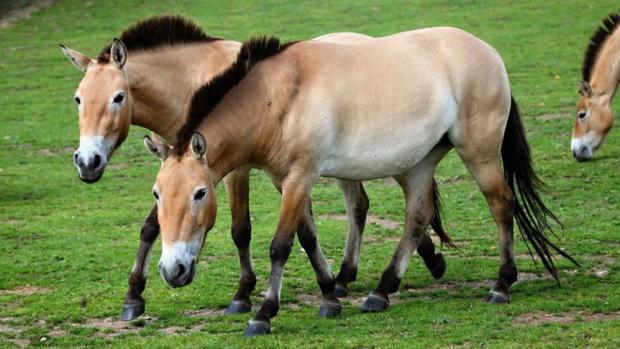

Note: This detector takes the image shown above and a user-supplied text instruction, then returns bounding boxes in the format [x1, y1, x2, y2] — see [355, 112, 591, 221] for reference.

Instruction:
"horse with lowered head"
[147, 30, 577, 336]
[573, 11, 619, 161]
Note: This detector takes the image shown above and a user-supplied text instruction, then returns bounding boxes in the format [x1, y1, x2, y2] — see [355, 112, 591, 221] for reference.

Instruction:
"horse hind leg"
[334, 179, 447, 298]
[362, 162, 438, 312]
[334, 180, 369, 297]
[459, 155, 517, 303]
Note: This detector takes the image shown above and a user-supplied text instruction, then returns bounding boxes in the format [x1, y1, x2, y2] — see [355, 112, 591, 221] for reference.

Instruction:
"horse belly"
[318, 117, 447, 180]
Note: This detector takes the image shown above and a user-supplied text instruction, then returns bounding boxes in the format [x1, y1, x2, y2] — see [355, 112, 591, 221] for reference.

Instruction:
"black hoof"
[334, 283, 350, 298]
[430, 253, 446, 279]
[361, 294, 389, 313]
[318, 301, 342, 318]
[485, 290, 510, 304]
[224, 300, 252, 315]
[243, 320, 271, 337]
[121, 301, 145, 322]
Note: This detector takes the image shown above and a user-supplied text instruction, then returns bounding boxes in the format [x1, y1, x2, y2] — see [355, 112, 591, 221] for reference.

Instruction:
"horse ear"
[190, 132, 207, 160]
[110, 38, 127, 69]
[578, 81, 592, 97]
[144, 135, 169, 160]
[59, 44, 93, 72]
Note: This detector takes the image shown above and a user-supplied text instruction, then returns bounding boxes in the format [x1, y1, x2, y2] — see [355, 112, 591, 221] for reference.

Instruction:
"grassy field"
[1, 0, 619, 348]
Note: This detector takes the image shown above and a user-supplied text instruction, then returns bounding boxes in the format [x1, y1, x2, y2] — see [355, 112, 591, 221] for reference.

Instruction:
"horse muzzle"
[158, 258, 196, 288]
[74, 149, 107, 183]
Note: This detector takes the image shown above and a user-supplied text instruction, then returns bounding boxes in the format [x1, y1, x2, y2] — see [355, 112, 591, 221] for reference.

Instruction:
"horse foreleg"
[244, 173, 318, 336]
[122, 205, 159, 321]
[223, 166, 256, 314]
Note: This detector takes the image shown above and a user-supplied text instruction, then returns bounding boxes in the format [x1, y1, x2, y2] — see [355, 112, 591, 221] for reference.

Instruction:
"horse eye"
[153, 190, 159, 200]
[74, 96, 81, 105]
[113, 92, 125, 104]
[194, 188, 206, 201]
[577, 111, 587, 119]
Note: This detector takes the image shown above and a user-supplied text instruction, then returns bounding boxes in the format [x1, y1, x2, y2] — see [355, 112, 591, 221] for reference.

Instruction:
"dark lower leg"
[363, 171, 435, 312]
[252, 236, 293, 324]
[122, 205, 159, 321]
[335, 181, 368, 295]
[488, 191, 517, 302]
[227, 214, 256, 313]
[297, 205, 341, 317]
[224, 168, 256, 313]
[416, 232, 446, 279]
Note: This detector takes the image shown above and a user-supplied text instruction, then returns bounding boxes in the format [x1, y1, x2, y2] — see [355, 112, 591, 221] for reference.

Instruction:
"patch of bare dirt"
[536, 113, 565, 121]
[108, 163, 128, 171]
[438, 175, 467, 185]
[0, 286, 52, 296]
[0, 0, 54, 29]
[0, 323, 22, 333]
[323, 213, 401, 230]
[78, 316, 156, 338]
[514, 310, 620, 326]
[9, 339, 30, 348]
[182, 308, 224, 318]
[158, 323, 203, 335]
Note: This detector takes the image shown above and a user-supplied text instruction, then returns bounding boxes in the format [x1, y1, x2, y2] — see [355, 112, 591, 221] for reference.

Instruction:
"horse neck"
[126, 40, 241, 142]
[591, 28, 620, 102]
[200, 60, 297, 183]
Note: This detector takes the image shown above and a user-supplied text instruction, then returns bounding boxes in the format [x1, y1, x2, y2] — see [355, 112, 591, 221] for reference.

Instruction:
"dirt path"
[0, 0, 53, 29]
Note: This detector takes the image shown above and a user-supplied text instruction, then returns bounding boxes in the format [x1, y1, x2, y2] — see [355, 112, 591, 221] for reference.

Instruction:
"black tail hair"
[502, 96, 579, 284]
[430, 180, 456, 248]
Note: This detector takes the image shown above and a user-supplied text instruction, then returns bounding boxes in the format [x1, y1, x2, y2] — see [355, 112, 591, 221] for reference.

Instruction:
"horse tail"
[430, 180, 456, 248]
[501, 96, 579, 284]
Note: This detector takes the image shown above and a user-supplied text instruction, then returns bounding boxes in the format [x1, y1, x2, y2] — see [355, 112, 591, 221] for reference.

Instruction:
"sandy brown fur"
[173, 36, 295, 155]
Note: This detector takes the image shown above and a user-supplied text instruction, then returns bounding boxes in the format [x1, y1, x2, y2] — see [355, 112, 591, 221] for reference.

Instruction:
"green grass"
[1, 0, 619, 348]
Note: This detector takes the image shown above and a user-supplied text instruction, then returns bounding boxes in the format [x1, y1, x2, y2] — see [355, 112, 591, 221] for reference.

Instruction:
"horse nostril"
[176, 263, 186, 279]
[572, 151, 577, 158]
[92, 154, 102, 169]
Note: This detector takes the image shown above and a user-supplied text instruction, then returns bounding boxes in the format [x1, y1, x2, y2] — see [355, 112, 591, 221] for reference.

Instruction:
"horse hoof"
[334, 283, 350, 298]
[121, 302, 145, 321]
[430, 253, 446, 279]
[243, 320, 271, 337]
[485, 290, 510, 304]
[361, 294, 389, 313]
[318, 301, 342, 318]
[225, 300, 252, 315]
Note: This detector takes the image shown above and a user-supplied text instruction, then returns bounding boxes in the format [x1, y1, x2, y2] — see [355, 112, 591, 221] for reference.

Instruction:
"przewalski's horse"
[149, 31, 578, 336]
[573, 11, 619, 161]
[59, 16, 451, 321]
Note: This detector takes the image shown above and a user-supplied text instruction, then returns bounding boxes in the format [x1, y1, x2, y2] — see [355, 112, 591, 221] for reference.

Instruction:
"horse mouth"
[78, 172, 104, 183]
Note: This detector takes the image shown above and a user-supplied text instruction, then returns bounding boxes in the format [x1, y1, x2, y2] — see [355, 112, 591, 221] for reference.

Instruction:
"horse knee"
[231, 216, 252, 249]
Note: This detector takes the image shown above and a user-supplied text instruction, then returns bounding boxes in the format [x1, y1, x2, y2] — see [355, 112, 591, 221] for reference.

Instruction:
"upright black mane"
[582, 11, 620, 82]
[98, 15, 217, 62]
[173, 36, 293, 156]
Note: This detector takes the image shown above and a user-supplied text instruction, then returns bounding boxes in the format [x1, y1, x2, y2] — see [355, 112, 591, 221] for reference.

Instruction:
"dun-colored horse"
[573, 11, 619, 161]
[60, 16, 450, 321]
[149, 31, 577, 336]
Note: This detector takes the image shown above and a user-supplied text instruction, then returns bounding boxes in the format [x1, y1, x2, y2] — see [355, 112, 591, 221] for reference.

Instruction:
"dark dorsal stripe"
[582, 11, 620, 82]
[97, 15, 217, 62]
[173, 36, 294, 156]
